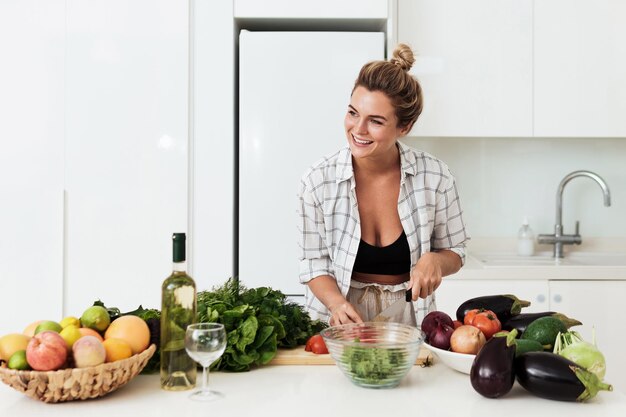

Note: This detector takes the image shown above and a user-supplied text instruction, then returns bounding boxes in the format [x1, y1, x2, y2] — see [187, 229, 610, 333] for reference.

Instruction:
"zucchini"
[515, 352, 612, 402]
[514, 339, 544, 357]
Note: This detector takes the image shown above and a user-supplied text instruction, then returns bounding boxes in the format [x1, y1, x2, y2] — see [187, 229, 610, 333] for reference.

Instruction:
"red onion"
[429, 323, 455, 350]
[421, 311, 454, 337]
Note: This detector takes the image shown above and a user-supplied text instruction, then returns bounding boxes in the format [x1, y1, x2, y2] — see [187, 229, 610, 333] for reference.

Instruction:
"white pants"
[347, 280, 417, 326]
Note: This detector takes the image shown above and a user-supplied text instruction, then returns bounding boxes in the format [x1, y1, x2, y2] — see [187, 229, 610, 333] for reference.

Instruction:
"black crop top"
[352, 231, 411, 275]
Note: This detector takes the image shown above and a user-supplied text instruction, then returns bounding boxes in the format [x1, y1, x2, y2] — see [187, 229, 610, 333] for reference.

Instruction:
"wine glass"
[184, 323, 227, 401]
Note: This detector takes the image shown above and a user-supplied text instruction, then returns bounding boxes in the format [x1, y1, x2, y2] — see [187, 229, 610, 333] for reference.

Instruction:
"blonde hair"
[352, 44, 423, 129]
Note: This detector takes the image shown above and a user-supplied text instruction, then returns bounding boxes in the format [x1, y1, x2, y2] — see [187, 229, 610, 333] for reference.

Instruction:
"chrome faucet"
[538, 170, 611, 258]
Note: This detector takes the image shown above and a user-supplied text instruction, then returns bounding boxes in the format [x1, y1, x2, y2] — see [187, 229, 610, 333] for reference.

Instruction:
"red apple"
[26, 331, 67, 371]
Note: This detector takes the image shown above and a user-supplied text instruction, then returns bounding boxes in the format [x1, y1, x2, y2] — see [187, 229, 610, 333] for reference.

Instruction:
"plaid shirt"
[297, 141, 469, 323]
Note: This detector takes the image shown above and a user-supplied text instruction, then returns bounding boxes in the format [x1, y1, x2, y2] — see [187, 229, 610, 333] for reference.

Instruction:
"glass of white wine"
[184, 323, 227, 401]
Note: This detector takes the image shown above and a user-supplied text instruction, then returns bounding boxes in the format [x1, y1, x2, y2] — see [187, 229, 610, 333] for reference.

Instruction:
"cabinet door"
[534, 0, 626, 137]
[549, 281, 625, 393]
[64, 0, 189, 314]
[398, 0, 533, 137]
[435, 279, 549, 320]
[0, 0, 65, 331]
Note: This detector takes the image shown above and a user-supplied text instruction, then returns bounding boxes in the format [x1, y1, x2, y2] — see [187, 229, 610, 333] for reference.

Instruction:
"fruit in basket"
[59, 326, 82, 349]
[34, 320, 63, 335]
[0, 333, 31, 361]
[103, 338, 133, 362]
[73, 336, 106, 368]
[104, 315, 150, 354]
[60, 316, 81, 329]
[80, 306, 111, 332]
[8, 350, 30, 370]
[23, 320, 43, 337]
[26, 331, 68, 371]
[78, 327, 104, 341]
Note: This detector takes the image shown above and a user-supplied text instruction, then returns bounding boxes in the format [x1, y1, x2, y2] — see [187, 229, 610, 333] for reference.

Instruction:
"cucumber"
[521, 316, 567, 349]
[514, 339, 544, 357]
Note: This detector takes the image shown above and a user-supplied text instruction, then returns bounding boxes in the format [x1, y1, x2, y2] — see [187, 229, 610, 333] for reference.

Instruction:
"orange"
[78, 327, 104, 342]
[0, 334, 31, 361]
[104, 316, 150, 354]
[102, 338, 133, 362]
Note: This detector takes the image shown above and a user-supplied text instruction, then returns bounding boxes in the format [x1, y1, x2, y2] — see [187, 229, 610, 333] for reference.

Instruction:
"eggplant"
[456, 294, 530, 322]
[515, 352, 613, 402]
[470, 329, 518, 398]
[502, 312, 582, 335]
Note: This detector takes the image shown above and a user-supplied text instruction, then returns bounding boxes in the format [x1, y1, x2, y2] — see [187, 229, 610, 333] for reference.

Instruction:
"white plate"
[423, 342, 476, 374]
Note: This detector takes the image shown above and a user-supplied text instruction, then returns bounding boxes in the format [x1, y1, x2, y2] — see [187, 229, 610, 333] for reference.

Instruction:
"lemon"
[60, 316, 81, 329]
[80, 306, 111, 332]
[8, 350, 30, 370]
[34, 320, 63, 334]
[103, 338, 133, 362]
[0, 333, 31, 361]
[59, 325, 82, 349]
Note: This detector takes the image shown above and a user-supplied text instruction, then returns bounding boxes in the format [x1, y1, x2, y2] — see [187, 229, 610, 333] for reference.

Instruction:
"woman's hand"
[409, 252, 443, 300]
[328, 301, 363, 326]
[409, 250, 462, 301]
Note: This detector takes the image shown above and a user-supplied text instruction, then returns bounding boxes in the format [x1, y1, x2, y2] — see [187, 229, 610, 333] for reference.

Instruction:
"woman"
[297, 44, 469, 326]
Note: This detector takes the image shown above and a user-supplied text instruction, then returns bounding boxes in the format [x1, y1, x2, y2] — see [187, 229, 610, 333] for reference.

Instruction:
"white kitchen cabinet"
[534, 0, 626, 137]
[435, 279, 549, 319]
[549, 280, 625, 391]
[397, 0, 533, 137]
[234, 0, 388, 19]
[64, 0, 189, 314]
[191, 0, 236, 288]
[0, 0, 65, 332]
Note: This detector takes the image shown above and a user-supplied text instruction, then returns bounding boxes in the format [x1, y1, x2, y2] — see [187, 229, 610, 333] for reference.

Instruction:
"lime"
[8, 350, 30, 370]
[80, 306, 111, 332]
[34, 320, 63, 335]
[59, 325, 82, 349]
[60, 316, 81, 329]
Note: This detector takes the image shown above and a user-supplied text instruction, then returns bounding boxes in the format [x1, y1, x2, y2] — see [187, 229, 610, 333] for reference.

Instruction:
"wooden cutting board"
[271, 346, 432, 366]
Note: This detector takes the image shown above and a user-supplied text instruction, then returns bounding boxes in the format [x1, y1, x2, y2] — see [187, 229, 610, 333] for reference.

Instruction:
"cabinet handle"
[537, 294, 546, 303]
[553, 294, 562, 303]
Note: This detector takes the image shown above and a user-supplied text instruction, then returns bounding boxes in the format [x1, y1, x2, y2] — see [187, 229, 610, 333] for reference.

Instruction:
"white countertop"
[1, 358, 624, 417]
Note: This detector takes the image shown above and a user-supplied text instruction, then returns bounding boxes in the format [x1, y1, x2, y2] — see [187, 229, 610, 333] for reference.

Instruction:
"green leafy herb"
[197, 278, 327, 372]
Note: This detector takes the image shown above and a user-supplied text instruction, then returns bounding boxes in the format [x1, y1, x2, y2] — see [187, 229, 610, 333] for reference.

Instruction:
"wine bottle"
[160, 233, 197, 390]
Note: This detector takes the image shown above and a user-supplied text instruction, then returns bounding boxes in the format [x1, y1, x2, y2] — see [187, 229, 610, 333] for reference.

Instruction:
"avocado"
[520, 316, 567, 349]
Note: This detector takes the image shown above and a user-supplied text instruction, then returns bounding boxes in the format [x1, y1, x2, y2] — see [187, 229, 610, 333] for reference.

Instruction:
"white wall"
[403, 137, 626, 240]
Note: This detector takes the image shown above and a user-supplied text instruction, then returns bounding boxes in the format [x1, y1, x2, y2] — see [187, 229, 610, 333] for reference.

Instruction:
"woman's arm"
[307, 275, 363, 325]
[408, 249, 461, 301]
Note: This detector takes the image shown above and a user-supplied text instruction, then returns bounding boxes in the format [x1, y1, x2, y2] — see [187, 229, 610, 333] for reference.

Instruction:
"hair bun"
[390, 43, 415, 72]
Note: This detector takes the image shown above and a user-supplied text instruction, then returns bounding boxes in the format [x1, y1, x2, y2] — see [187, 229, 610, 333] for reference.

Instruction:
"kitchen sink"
[471, 251, 626, 268]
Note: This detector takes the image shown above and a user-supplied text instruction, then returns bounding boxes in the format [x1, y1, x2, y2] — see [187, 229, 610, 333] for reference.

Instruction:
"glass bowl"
[320, 322, 425, 389]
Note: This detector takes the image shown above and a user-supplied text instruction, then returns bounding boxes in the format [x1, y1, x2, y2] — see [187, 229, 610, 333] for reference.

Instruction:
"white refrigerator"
[239, 31, 384, 295]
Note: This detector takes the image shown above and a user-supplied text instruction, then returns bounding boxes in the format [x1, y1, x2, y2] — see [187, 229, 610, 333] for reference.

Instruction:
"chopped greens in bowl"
[321, 322, 425, 388]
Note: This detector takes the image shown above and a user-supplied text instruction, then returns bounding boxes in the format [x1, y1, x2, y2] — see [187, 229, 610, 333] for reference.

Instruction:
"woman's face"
[344, 86, 410, 161]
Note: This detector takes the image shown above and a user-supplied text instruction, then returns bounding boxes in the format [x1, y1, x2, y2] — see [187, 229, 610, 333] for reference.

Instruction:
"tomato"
[452, 320, 463, 329]
[304, 334, 328, 354]
[464, 309, 502, 339]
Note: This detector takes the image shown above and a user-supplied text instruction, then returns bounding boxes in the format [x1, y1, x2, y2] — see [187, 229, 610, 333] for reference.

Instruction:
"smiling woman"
[297, 44, 470, 327]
